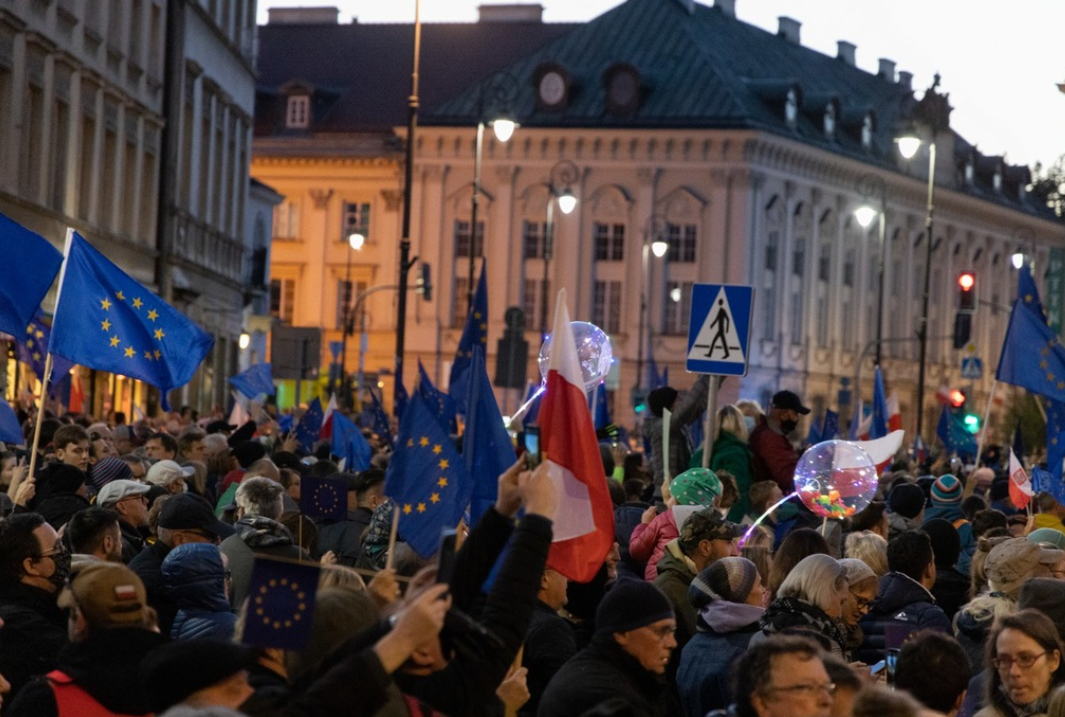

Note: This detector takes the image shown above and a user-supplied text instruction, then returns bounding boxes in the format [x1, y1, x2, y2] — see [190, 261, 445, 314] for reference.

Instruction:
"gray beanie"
[688, 557, 759, 610]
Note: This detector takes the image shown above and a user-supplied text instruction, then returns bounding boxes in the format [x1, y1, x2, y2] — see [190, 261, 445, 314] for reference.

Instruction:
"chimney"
[716, 0, 736, 18]
[477, 4, 544, 22]
[267, 6, 340, 24]
[878, 58, 896, 82]
[897, 71, 913, 91]
[836, 40, 856, 67]
[778, 16, 801, 44]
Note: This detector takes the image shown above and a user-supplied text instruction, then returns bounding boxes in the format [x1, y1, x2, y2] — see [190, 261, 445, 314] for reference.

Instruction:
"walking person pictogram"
[707, 299, 730, 359]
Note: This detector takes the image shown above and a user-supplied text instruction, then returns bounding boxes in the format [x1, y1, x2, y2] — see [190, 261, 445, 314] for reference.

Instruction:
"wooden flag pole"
[974, 381, 999, 465]
[385, 502, 401, 570]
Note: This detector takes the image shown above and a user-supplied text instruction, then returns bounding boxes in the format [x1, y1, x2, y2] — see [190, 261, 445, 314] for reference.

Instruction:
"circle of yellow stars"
[100, 290, 164, 361]
[460, 310, 489, 359]
[313, 482, 341, 513]
[254, 577, 308, 630]
[24, 323, 45, 362]
[400, 435, 450, 515]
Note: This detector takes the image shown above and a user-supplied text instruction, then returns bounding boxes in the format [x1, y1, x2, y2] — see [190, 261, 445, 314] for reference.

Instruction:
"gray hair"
[777, 553, 847, 613]
[235, 476, 284, 520]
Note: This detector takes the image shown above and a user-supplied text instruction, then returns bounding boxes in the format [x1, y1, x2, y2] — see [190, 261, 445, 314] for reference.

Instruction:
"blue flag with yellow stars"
[240, 556, 319, 650]
[17, 310, 74, 386]
[463, 347, 514, 525]
[294, 397, 323, 453]
[230, 363, 276, 399]
[0, 213, 62, 339]
[384, 390, 472, 558]
[1043, 397, 1065, 482]
[449, 262, 489, 415]
[48, 232, 213, 410]
[418, 361, 457, 432]
[0, 400, 22, 445]
[369, 387, 394, 448]
[331, 411, 372, 473]
[300, 475, 348, 522]
[395, 378, 409, 420]
[996, 265, 1065, 403]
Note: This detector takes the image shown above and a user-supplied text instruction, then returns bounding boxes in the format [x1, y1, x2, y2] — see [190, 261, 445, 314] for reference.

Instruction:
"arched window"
[762, 196, 784, 339]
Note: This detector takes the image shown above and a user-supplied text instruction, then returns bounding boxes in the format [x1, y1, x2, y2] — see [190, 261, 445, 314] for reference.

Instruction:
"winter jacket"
[220, 515, 310, 609]
[163, 542, 237, 641]
[520, 601, 578, 717]
[644, 375, 710, 484]
[753, 597, 847, 658]
[6, 627, 167, 717]
[887, 511, 924, 542]
[539, 631, 679, 717]
[925, 504, 976, 575]
[931, 566, 970, 621]
[652, 543, 697, 652]
[36, 494, 91, 532]
[116, 519, 146, 565]
[0, 582, 68, 705]
[315, 507, 373, 565]
[954, 600, 1004, 676]
[857, 571, 951, 663]
[630, 510, 679, 581]
[748, 418, 799, 493]
[128, 539, 178, 635]
[677, 601, 763, 717]
[709, 433, 754, 522]
[615, 501, 651, 580]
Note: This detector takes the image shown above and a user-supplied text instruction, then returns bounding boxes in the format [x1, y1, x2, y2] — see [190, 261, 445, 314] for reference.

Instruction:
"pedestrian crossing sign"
[686, 283, 755, 376]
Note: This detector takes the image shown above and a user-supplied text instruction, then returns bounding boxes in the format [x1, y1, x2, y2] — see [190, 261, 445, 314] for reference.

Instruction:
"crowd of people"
[0, 381, 1063, 717]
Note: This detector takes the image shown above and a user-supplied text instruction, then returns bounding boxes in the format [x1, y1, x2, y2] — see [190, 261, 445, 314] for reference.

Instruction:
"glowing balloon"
[538, 321, 613, 391]
[793, 440, 878, 519]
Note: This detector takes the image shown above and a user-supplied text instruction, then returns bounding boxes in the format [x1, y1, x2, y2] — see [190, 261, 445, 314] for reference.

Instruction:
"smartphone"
[436, 528, 458, 586]
[869, 660, 886, 675]
[523, 427, 542, 469]
[886, 648, 900, 687]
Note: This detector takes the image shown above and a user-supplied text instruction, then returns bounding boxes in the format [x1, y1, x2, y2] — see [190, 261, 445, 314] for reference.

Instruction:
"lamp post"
[637, 214, 669, 391]
[854, 174, 888, 366]
[339, 231, 365, 405]
[897, 74, 952, 449]
[540, 159, 579, 337]
[468, 71, 518, 313]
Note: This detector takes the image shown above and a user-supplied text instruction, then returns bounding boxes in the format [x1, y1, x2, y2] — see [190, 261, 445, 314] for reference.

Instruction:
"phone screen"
[523, 428, 541, 469]
[436, 528, 458, 586]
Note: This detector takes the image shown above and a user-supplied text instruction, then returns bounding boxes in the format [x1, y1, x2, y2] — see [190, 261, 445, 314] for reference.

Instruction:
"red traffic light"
[958, 272, 975, 291]
[948, 389, 966, 408]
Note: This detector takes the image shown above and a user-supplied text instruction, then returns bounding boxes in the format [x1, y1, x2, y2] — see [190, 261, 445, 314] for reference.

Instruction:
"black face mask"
[47, 545, 72, 590]
[780, 419, 798, 435]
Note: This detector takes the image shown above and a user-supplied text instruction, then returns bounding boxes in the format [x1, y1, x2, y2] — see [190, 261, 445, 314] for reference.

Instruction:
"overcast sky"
[258, 0, 1065, 171]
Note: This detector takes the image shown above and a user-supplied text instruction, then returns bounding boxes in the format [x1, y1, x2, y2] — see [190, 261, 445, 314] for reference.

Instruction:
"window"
[823, 103, 836, 139]
[785, 89, 798, 127]
[862, 114, 874, 150]
[336, 279, 368, 330]
[454, 220, 484, 258]
[451, 278, 470, 328]
[523, 221, 546, 259]
[666, 223, 696, 263]
[524, 279, 543, 331]
[664, 282, 693, 336]
[270, 278, 295, 323]
[592, 281, 622, 334]
[286, 95, 309, 129]
[593, 222, 625, 261]
[789, 237, 805, 345]
[342, 201, 371, 242]
[273, 201, 299, 239]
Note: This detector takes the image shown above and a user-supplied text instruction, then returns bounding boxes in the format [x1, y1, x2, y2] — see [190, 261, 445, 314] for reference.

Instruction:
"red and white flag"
[1009, 448, 1034, 509]
[887, 393, 902, 433]
[320, 394, 337, 439]
[540, 290, 615, 582]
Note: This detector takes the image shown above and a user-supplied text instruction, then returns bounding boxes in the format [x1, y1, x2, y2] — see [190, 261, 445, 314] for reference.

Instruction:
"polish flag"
[850, 429, 905, 474]
[887, 394, 902, 433]
[1009, 448, 1034, 509]
[320, 394, 337, 439]
[540, 290, 615, 582]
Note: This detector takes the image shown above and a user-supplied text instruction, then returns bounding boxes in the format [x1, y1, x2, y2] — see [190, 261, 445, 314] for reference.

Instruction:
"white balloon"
[538, 321, 613, 391]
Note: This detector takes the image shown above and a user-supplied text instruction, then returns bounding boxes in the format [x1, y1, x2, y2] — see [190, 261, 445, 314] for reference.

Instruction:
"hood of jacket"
[57, 627, 167, 713]
[887, 511, 924, 534]
[657, 541, 696, 581]
[872, 571, 937, 615]
[700, 600, 764, 634]
[925, 504, 964, 523]
[235, 515, 297, 549]
[162, 542, 231, 612]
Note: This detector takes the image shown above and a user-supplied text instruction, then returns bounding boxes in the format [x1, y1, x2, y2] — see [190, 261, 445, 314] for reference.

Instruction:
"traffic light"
[963, 412, 980, 434]
[953, 312, 972, 349]
[948, 388, 966, 409]
[416, 262, 432, 301]
[957, 271, 976, 312]
[631, 386, 649, 413]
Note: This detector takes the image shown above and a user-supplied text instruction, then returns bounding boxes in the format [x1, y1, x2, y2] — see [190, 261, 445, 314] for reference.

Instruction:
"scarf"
[996, 684, 1051, 717]
[760, 596, 848, 654]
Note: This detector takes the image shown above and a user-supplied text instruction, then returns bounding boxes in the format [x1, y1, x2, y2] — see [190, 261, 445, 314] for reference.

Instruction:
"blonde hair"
[318, 564, 367, 593]
[844, 531, 889, 577]
[735, 399, 764, 421]
[715, 404, 749, 443]
[778, 554, 846, 613]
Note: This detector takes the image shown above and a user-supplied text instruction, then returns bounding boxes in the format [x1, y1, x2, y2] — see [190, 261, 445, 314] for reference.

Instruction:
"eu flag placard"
[384, 391, 472, 558]
[300, 475, 348, 522]
[0, 212, 62, 339]
[48, 233, 213, 406]
[240, 556, 319, 650]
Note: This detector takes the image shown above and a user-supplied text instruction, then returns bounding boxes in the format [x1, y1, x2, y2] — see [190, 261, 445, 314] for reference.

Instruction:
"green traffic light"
[963, 413, 980, 434]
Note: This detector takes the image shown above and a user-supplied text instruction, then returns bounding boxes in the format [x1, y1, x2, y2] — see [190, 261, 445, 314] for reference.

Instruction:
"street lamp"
[637, 214, 668, 391]
[854, 173, 888, 366]
[540, 159, 580, 337]
[468, 71, 518, 312]
[899, 74, 952, 450]
[339, 231, 365, 404]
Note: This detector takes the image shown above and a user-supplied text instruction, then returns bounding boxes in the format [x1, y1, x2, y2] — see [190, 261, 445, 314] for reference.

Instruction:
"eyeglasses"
[38, 545, 65, 560]
[765, 682, 836, 698]
[643, 624, 677, 641]
[993, 652, 1048, 671]
[849, 590, 874, 612]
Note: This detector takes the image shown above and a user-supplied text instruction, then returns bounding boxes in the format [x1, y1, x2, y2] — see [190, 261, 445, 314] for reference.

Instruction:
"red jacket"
[748, 418, 799, 493]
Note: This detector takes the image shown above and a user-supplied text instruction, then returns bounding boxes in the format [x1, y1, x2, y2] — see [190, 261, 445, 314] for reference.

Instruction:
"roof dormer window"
[286, 95, 309, 129]
[785, 89, 798, 127]
[965, 161, 974, 184]
[823, 102, 836, 139]
[861, 114, 873, 150]
[993, 168, 1002, 192]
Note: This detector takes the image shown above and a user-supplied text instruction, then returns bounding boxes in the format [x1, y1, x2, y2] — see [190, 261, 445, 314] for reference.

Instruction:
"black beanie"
[990, 478, 1010, 502]
[921, 518, 962, 567]
[1019, 578, 1065, 642]
[647, 387, 678, 419]
[595, 578, 674, 634]
[889, 483, 926, 520]
[140, 639, 256, 713]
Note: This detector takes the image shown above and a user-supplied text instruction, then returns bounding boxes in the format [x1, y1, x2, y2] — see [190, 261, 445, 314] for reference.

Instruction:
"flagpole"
[385, 503, 401, 570]
[27, 228, 76, 481]
[974, 381, 998, 465]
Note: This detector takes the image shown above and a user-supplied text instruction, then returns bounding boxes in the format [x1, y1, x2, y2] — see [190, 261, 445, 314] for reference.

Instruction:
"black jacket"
[858, 571, 951, 664]
[128, 540, 177, 635]
[394, 507, 553, 717]
[615, 502, 650, 580]
[931, 566, 969, 622]
[0, 582, 68, 709]
[520, 601, 578, 717]
[315, 507, 373, 565]
[36, 494, 90, 532]
[117, 519, 147, 565]
[538, 631, 679, 717]
[6, 627, 167, 717]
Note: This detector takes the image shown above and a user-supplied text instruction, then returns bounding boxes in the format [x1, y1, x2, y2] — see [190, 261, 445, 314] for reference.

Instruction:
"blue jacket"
[857, 571, 951, 664]
[162, 543, 237, 642]
[677, 602, 763, 717]
[614, 502, 650, 580]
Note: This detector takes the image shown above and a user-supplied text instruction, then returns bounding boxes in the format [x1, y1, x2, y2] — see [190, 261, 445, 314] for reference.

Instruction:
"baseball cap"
[146, 460, 195, 488]
[58, 563, 148, 628]
[96, 479, 152, 506]
[679, 507, 743, 552]
[771, 390, 810, 415]
[985, 537, 1065, 594]
[158, 493, 235, 538]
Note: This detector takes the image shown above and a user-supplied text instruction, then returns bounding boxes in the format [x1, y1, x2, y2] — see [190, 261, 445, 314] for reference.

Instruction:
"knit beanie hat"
[647, 387, 678, 419]
[88, 456, 134, 490]
[1029, 528, 1065, 550]
[931, 475, 962, 505]
[689, 557, 759, 610]
[990, 478, 1011, 502]
[921, 518, 962, 567]
[670, 468, 722, 506]
[596, 578, 674, 634]
[838, 557, 877, 587]
[889, 483, 926, 519]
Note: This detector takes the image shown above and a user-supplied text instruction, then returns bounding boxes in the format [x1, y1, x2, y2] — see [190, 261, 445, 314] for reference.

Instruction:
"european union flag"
[17, 310, 74, 387]
[806, 415, 823, 445]
[240, 556, 319, 650]
[418, 361, 457, 432]
[822, 409, 839, 441]
[1044, 397, 1065, 482]
[937, 404, 976, 457]
[0, 400, 22, 445]
[1033, 465, 1065, 504]
[331, 411, 372, 472]
[463, 347, 514, 524]
[230, 363, 276, 399]
[294, 398, 323, 453]
[48, 233, 213, 409]
[996, 267, 1065, 403]
[395, 377, 409, 420]
[1018, 264, 1047, 323]
[449, 262, 489, 415]
[870, 367, 890, 440]
[369, 387, 394, 448]
[0, 213, 62, 339]
[300, 475, 348, 522]
[592, 385, 611, 431]
[384, 391, 472, 558]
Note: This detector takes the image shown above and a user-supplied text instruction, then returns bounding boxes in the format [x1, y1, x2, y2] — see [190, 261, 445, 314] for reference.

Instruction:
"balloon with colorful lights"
[793, 440, 878, 519]
[538, 321, 613, 391]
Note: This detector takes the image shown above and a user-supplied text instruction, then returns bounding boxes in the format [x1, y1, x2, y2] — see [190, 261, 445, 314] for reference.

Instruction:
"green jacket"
[711, 433, 754, 523]
[652, 541, 697, 651]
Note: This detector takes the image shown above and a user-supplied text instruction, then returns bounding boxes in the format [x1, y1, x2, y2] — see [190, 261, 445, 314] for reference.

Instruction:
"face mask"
[744, 416, 756, 432]
[780, 419, 798, 434]
[47, 545, 72, 590]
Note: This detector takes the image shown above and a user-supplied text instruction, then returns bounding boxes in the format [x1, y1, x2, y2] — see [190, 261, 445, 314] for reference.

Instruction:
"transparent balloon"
[538, 321, 614, 391]
[794, 440, 879, 519]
